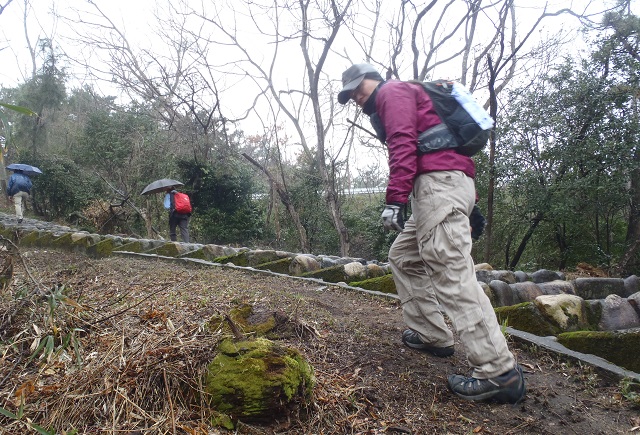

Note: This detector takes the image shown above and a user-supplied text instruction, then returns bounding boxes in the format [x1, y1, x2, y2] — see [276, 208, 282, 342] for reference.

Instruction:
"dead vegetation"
[0, 247, 639, 434]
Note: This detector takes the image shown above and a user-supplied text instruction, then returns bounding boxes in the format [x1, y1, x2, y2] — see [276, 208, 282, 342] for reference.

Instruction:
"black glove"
[381, 203, 406, 231]
[469, 204, 486, 240]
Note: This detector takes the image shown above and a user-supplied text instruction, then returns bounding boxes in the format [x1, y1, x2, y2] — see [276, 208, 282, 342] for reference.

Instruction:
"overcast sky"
[1, 0, 635, 173]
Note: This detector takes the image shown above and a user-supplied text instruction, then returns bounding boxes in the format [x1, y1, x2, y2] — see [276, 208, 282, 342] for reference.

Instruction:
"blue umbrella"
[6, 163, 43, 176]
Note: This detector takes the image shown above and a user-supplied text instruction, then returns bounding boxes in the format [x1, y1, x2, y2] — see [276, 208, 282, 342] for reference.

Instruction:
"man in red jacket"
[338, 63, 525, 404]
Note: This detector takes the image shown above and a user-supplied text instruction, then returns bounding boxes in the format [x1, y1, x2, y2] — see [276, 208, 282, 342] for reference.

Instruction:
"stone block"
[574, 277, 626, 300]
[495, 302, 560, 336]
[349, 274, 396, 294]
[534, 294, 589, 332]
[557, 330, 640, 372]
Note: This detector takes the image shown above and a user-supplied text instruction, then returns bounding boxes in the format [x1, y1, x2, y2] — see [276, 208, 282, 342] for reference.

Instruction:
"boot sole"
[402, 338, 454, 357]
[448, 367, 527, 404]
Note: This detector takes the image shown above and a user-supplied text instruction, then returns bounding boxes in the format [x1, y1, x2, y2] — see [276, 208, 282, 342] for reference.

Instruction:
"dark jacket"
[7, 172, 33, 196]
[373, 80, 476, 204]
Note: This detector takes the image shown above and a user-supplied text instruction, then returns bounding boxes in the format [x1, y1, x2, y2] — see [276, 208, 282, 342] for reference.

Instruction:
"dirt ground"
[0, 248, 639, 434]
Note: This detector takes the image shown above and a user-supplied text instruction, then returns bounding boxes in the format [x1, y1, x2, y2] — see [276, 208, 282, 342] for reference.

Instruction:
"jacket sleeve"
[377, 84, 419, 204]
[7, 176, 14, 196]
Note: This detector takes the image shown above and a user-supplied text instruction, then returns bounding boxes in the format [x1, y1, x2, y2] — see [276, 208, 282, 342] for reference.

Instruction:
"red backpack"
[173, 192, 192, 214]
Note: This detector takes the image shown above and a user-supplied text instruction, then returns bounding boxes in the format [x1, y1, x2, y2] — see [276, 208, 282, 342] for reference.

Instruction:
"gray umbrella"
[6, 163, 43, 176]
[141, 178, 184, 195]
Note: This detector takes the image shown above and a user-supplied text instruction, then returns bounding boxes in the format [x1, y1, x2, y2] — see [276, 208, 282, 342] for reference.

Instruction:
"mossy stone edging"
[495, 302, 561, 336]
[557, 330, 640, 372]
[349, 274, 397, 294]
[255, 257, 294, 274]
[298, 264, 347, 283]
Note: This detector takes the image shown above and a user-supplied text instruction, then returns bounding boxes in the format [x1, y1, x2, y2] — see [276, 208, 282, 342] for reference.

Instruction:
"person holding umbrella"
[7, 169, 33, 223]
[141, 178, 191, 243]
[164, 186, 191, 243]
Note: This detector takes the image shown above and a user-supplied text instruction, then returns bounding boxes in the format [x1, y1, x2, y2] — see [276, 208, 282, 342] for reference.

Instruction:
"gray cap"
[338, 63, 379, 104]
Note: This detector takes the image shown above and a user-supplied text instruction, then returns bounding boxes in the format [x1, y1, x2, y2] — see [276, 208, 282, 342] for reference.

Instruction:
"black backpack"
[413, 80, 494, 157]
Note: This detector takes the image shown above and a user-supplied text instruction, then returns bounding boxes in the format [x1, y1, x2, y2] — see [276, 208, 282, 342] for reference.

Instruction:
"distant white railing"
[252, 186, 385, 200]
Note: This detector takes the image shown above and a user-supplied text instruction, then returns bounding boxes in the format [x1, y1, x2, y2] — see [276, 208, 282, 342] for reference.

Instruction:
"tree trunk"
[242, 153, 310, 253]
[508, 212, 544, 270]
[618, 148, 640, 275]
[483, 56, 498, 264]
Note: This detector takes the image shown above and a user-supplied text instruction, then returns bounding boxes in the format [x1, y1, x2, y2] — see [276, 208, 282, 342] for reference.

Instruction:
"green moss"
[34, 232, 57, 247]
[255, 257, 294, 274]
[0, 227, 17, 240]
[205, 338, 314, 423]
[210, 410, 235, 429]
[208, 304, 278, 338]
[557, 330, 640, 372]
[213, 252, 249, 266]
[114, 241, 145, 253]
[86, 238, 116, 258]
[17, 230, 43, 247]
[494, 302, 560, 336]
[299, 265, 346, 283]
[349, 274, 397, 294]
[50, 233, 74, 250]
[246, 251, 290, 267]
[584, 301, 603, 330]
[182, 248, 206, 260]
[71, 234, 99, 252]
[148, 243, 183, 257]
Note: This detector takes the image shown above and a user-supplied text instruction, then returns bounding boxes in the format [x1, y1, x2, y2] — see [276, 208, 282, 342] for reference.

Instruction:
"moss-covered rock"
[17, 230, 45, 247]
[299, 265, 346, 283]
[349, 274, 397, 294]
[113, 240, 146, 253]
[255, 257, 294, 274]
[208, 304, 277, 338]
[343, 262, 367, 282]
[86, 238, 116, 258]
[245, 250, 292, 267]
[0, 226, 18, 241]
[480, 281, 496, 307]
[365, 263, 386, 279]
[289, 255, 321, 276]
[557, 330, 640, 372]
[205, 337, 314, 423]
[584, 300, 604, 330]
[182, 244, 228, 261]
[146, 242, 193, 257]
[534, 294, 590, 332]
[50, 233, 74, 250]
[33, 232, 58, 247]
[70, 233, 101, 253]
[494, 302, 560, 336]
[213, 252, 250, 267]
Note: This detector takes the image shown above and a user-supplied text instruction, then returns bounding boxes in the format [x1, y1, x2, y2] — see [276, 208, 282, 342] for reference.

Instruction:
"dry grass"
[0, 245, 638, 434]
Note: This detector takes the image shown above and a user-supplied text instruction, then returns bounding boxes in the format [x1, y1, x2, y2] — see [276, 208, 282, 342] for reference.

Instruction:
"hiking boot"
[448, 365, 526, 404]
[402, 329, 454, 357]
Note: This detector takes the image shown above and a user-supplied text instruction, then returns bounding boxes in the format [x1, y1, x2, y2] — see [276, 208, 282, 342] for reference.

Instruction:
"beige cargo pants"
[388, 170, 515, 379]
[12, 191, 30, 220]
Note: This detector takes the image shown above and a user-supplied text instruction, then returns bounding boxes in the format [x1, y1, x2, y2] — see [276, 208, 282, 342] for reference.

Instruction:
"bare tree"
[0, 0, 14, 16]
[378, 1, 612, 264]
[52, 0, 620, 259]
[61, 1, 225, 162]
[179, 0, 357, 255]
